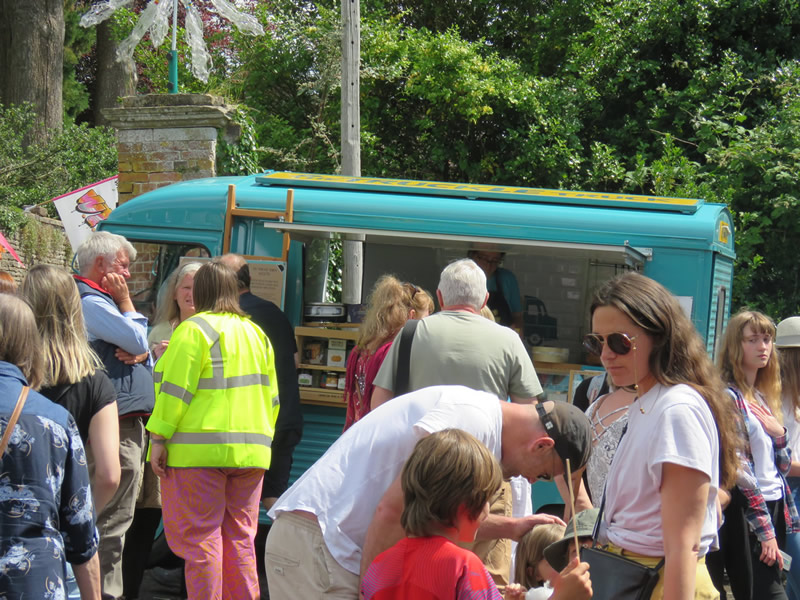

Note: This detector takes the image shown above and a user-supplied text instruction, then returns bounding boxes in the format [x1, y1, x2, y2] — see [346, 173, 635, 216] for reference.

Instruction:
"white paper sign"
[52, 176, 118, 252]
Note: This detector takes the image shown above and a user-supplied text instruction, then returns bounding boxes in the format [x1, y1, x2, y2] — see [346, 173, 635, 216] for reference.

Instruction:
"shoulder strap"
[0, 386, 30, 456]
[394, 319, 419, 397]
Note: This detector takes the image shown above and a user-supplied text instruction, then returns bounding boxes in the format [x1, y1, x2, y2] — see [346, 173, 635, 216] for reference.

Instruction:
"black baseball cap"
[535, 400, 592, 474]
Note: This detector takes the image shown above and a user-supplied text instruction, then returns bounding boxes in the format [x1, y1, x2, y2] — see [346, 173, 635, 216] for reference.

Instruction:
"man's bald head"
[214, 253, 249, 291]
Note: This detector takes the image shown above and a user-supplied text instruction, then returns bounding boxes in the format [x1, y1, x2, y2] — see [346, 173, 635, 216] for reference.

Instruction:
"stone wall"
[103, 93, 238, 205]
[0, 216, 71, 286]
[117, 128, 216, 204]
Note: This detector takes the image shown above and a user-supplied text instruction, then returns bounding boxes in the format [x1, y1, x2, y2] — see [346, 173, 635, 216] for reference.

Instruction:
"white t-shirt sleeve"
[648, 400, 715, 487]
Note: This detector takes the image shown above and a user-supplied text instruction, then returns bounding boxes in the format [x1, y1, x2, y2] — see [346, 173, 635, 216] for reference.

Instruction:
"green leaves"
[0, 103, 117, 230]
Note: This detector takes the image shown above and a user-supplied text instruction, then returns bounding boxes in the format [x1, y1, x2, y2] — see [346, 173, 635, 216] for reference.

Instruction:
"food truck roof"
[100, 171, 734, 260]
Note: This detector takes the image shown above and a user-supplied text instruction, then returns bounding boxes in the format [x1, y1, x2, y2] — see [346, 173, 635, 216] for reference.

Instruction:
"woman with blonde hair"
[715, 310, 798, 599]
[148, 261, 202, 359]
[585, 271, 740, 599]
[20, 264, 121, 513]
[342, 275, 434, 430]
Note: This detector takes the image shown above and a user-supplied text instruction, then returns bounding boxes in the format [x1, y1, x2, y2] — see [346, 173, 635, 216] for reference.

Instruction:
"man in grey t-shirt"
[371, 258, 543, 586]
[372, 258, 541, 406]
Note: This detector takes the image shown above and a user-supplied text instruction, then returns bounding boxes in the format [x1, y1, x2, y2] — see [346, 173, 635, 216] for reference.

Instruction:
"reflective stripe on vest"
[182, 315, 272, 392]
[170, 431, 273, 447]
[160, 381, 193, 405]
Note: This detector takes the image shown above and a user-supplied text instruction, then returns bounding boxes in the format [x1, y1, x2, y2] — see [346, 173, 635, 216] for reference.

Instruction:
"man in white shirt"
[264, 385, 591, 599]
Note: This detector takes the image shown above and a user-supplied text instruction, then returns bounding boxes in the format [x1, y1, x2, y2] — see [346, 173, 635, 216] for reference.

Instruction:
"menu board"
[178, 257, 286, 309]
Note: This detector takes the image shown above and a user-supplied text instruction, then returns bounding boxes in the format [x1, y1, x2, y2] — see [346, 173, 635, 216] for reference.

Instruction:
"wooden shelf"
[296, 324, 357, 407]
[298, 363, 346, 372]
[299, 387, 346, 407]
[296, 326, 360, 341]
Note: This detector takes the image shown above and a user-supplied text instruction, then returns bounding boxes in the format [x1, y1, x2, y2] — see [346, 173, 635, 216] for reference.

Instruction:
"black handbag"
[580, 546, 664, 600]
[580, 424, 664, 600]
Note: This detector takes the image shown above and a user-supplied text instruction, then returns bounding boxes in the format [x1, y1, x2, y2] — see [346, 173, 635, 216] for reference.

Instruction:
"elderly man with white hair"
[74, 231, 154, 600]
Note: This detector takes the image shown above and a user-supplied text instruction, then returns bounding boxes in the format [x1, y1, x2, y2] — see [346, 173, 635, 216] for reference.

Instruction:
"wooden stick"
[565, 458, 580, 559]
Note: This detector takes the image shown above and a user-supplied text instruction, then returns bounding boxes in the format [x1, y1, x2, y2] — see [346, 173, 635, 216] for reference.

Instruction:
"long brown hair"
[718, 310, 782, 420]
[193, 262, 246, 316]
[781, 348, 800, 422]
[20, 265, 102, 386]
[0, 294, 44, 388]
[357, 275, 433, 353]
[590, 272, 741, 489]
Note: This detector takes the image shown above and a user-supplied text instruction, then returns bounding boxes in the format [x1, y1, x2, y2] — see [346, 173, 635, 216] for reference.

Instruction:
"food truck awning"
[261, 221, 650, 268]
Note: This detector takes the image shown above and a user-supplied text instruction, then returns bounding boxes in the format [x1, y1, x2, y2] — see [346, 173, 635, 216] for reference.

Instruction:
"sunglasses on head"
[582, 332, 638, 356]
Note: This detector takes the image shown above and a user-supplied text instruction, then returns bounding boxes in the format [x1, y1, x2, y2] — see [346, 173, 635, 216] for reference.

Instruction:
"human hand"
[503, 583, 526, 600]
[551, 557, 592, 600]
[759, 537, 783, 568]
[509, 513, 567, 541]
[150, 440, 168, 478]
[101, 273, 131, 305]
[150, 341, 169, 360]
[115, 348, 148, 365]
[749, 403, 784, 438]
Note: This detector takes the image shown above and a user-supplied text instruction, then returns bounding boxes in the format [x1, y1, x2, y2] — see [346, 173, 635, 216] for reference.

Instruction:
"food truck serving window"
[260, 222, 649, 267]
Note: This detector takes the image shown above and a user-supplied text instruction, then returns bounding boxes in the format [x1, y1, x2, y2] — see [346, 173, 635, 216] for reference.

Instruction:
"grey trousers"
[88, 416, 146, 600]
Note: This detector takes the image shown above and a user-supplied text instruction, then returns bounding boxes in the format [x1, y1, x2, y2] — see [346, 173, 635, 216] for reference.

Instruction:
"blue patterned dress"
[0, 361, 98, 599]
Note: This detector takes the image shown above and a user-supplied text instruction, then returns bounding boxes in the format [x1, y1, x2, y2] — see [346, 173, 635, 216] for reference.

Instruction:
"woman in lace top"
[560, 374, 636, 515]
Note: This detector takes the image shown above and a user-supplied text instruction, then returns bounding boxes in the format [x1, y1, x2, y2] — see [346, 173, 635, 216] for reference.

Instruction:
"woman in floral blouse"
[0, 293, 100, 599]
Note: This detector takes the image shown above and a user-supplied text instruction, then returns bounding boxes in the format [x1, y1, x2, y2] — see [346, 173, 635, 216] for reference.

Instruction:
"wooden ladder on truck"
[221, 184, 295, 262]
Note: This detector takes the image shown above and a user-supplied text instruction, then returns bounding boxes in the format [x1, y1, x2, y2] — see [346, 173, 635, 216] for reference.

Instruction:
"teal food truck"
[98, 170, 735, 509]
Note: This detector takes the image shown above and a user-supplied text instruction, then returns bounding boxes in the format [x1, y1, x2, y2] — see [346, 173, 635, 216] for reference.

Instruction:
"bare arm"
[73, 553, 101, 600]
[370, 386, 393, 411]
[360, 474, 405, 580]
[87, 403, 120, 513]
[475, 512, 565, 542]
[660, 463, 710, 600]
[555, 475, 593, 521]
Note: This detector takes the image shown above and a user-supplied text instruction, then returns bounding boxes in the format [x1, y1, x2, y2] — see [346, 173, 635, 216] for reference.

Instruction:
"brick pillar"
[102, 94, 240, 204]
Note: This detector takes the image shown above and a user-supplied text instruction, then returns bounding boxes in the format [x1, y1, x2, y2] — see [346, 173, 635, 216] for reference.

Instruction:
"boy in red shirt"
[360, 429, 592, 600]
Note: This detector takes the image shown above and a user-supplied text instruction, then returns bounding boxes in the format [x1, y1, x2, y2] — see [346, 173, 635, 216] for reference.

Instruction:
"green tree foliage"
[237, 0, 800, 314]
[10, 0, 800, 314]
[0, 103, 117, 231]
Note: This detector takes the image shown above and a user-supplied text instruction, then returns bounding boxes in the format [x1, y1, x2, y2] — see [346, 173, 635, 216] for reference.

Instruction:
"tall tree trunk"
[0, 0, 65, 144]
[94, 19, 136, 126]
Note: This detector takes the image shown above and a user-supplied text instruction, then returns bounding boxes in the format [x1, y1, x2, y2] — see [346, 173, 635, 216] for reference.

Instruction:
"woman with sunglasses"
[342, 275, 433, 431]
[585, 272, 740, 599]
[715, 310, 799, 600]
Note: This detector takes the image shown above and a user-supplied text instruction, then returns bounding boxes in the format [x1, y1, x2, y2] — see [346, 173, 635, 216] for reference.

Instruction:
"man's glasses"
[474, 253, 503, 266]
[582, 332, 638, 356]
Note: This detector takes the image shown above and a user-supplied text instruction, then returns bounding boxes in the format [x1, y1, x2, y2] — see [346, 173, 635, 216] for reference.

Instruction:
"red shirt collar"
[73, 274, 109, 294]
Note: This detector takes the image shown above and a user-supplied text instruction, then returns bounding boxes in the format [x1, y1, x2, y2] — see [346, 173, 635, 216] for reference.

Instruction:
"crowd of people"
[3, 230, 800, 600]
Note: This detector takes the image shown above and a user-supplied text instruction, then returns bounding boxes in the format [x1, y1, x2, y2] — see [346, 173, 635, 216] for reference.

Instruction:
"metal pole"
[341, 0, 363, 305]
[168, 0, 178, 93]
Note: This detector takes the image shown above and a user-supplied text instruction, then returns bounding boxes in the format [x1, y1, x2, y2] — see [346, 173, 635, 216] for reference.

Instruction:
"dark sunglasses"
[582, 332, 638, 356]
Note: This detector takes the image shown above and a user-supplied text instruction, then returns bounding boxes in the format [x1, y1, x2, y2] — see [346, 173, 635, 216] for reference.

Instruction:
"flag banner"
[53, 176, 118, 253]
[0, 231, 24, 266]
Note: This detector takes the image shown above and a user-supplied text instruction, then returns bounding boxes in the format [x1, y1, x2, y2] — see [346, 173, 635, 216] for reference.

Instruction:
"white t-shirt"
[744, 395, 782, 501]
[599, 383, 720, 556]
[781, 394, 800, 459]
[269, 385, 504, 575]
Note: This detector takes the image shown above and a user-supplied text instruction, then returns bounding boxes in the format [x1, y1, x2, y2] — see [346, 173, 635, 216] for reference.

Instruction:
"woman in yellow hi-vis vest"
[147, 261, 279, 600]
